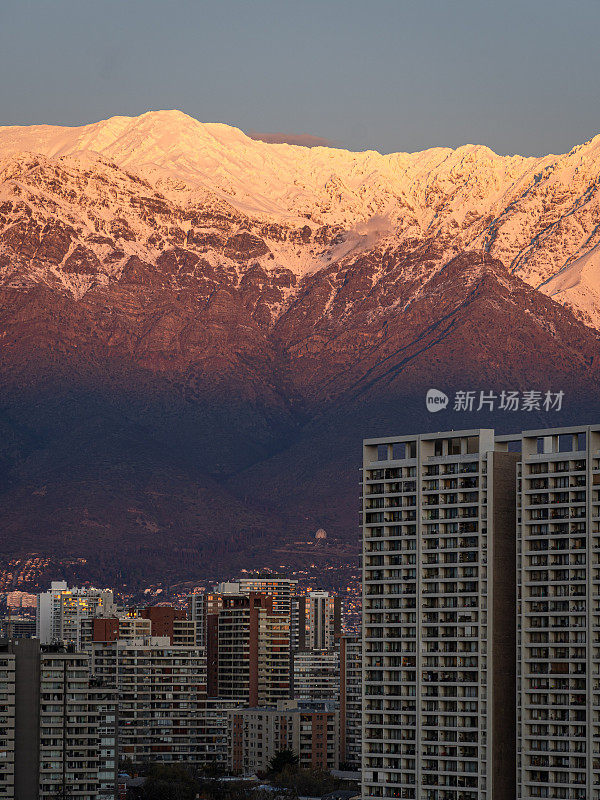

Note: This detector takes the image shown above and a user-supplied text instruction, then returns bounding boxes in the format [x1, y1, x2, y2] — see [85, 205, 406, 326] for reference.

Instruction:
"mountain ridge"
[2, 111, 600, 325]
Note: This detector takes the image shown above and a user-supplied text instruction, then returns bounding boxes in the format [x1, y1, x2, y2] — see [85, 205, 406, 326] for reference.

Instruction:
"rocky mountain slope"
[0, 112, 599, 586]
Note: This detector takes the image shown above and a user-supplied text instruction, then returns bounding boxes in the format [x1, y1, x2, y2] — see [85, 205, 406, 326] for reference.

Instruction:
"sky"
[0, 0, 599, 157]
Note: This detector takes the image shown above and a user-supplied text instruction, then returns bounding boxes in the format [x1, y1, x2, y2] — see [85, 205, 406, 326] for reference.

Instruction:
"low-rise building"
[229, 700, 339, 775]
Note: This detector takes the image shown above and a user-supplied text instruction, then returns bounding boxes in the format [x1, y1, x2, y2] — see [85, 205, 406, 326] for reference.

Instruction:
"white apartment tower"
[36, 582, 116, 647]
[517, 425, 600, 800]
[362, 429, 518, 800]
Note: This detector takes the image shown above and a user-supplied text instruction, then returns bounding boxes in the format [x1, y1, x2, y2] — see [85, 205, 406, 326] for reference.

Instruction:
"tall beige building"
[293, 590, 342, 652]
[516, 425, 600, 800]
[362, 429, 518, 800]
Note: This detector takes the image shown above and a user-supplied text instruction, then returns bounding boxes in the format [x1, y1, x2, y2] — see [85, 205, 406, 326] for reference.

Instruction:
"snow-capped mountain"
[1, 110, 600, 324]
[1, 111, 600, 587]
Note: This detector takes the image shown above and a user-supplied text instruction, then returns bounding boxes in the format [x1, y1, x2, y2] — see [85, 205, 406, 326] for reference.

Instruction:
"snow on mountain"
[541, 242, 600, 328]
[2, 110, 600, 325]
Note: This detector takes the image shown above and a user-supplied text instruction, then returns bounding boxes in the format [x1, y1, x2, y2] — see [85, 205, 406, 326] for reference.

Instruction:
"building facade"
[292, 591, 342, 652]
[228, 700, 340, 775]
[340, 633, 362, 770]
[362, 429, 518, 800]
[292, 649, 340, 703]
[0, 639, 117, 800]
[0, 617, 36, 640]
[86, 636, 207, 765]
[36, 582, 116, 647]
[516, 426, 600, 800]
[306, 591, 342, 651]
[217, 593, 290, 705]
[217, 578, 298, 615]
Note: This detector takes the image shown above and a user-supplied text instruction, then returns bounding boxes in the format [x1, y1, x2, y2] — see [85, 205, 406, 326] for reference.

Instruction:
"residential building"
[188, 592, 223, 648]
[86, 636, 207, 765]
[228, 700, 339, 775]
[36, 582, 116, 647]
[292, 649, 340, 703]
[137, 606, 196, 645]
[0, 616, 36, 639]
[0, 647, 15, 800]
[362, 429, 519, 800]
[516, 426, 600, 800]
[306, 591, 342, 651]
[0, 639, 117, 800]
[216, 577, 298, 615]
[188, 593, 223, 694]
[217, 593, 290, 705]
[200, 698, 246, 768]
[80, 614, 152, 644]
[340, 633, 362, 770]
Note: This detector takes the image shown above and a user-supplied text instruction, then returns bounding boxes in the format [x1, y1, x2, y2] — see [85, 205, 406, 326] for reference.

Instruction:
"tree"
[267, 749, 299, 775]
[135, 764, 198, 800]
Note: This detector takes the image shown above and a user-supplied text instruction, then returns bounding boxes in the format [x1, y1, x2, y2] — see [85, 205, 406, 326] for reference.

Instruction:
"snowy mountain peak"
[1, 111, 600, 325]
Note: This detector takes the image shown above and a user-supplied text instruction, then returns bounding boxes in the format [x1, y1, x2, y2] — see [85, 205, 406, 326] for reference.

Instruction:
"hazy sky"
[1, 0, 599, 156]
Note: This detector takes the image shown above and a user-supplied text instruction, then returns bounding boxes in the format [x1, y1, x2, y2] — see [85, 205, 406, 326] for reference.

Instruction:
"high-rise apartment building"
[217, 593, 290, 705]
[516, 425, 600, 800]
[308, 591, 342, 650]
[86, 636, 207, 765]
[0, 647, 15, 800]
[0, 639, 117, 800]
[362, 429, 519, 800]
[292, 590, 342, 651]
[188, 593, 224, 694]
[291, 649, 340, 703]
[188, 592, 223, 648]
[340, 633, 362, 770]
[36, 582, 116, 647]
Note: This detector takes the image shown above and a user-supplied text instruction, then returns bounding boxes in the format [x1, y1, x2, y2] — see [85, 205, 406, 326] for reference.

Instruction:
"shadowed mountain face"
[1, 114, 600, 587]
[1, 249, 599, 587]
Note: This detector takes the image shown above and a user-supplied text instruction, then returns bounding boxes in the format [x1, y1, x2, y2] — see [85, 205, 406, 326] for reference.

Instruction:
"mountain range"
[1, 110, 599, 587]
